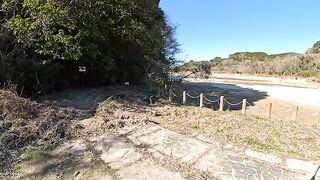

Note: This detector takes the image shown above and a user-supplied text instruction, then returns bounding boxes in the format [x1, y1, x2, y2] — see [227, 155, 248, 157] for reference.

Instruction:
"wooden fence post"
[267, 103, 272, 119]
[165, 85, 168, 95]
[219, 96, 224, 111]
[183, 91, 187, 104]
[292, 106, 298, 121]
[242, 99, 247, 115]
[200, 93, 204, 108]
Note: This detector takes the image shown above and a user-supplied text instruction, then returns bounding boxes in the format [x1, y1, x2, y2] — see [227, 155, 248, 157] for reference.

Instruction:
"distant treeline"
[179, 41, 320, 80]
[0, 0, 180, 96]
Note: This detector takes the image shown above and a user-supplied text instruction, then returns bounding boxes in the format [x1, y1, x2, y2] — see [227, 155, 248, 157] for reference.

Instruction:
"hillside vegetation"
[0, 0, 179, 96]
[180, 41, 320, 80]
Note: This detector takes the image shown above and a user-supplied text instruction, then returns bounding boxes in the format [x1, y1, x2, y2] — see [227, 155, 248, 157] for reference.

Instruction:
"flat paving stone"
[232, 163, 245, 170]
[244, 167, 257, 174]
[128, 124, 161, 141]
[197, 150, 225, 173]
[245, 160, 261, 169]
[117, 159, 184, 180]
[93, 134, 183, 179]
[261, 172, 274, 180]
[233, 170, 248, 180]
[82, 124, 318, 180]
[57, 140, 87, 156]
[245, 149, 282, 165]
[130, 127, 210, 162]
[269, 168, 282, 178]
[101, 147, 142, 169]
[247, 174, 259, 180]
[223, 165, 233, 174]
[227, 155, 244, 163]
[286, 158, 319, 177]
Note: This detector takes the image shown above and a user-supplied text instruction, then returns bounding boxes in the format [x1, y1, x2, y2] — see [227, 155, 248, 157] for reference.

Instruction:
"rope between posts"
[171, 91, 179, 97]
[224, 99, 243, 106]
[246, 101, 254, 107]
[186, 93, 200, 99]
[203, 96, 220, 103]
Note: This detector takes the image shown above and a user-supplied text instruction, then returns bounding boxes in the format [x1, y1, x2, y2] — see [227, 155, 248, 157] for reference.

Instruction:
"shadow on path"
[171, 82, 269, 111]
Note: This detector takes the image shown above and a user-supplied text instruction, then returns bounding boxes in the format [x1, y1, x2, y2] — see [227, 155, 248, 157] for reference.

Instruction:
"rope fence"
[224, 99, 243, 106]
[159, 85, 307, 122]
[186, 93, 201, 99]
[203, 96, 220, 103]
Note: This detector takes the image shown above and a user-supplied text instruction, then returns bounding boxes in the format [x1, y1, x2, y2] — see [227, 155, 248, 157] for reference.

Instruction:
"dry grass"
[0, 90, 84, 173]
[150, 105, 320, 163]
[76, 92, 320, 163]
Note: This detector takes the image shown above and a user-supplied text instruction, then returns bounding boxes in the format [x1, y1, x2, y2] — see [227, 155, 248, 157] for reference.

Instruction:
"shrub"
[297, 70, 318, 77]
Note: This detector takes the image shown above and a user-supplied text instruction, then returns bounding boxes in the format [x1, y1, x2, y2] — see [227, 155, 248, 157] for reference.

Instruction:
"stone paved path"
[62, 123, 320, 180]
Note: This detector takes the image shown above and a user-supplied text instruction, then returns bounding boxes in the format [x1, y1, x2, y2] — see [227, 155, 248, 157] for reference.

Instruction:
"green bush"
[2, 58, 62, 96]
[296, 70, 318, 77]
[0, 0, 180, 95]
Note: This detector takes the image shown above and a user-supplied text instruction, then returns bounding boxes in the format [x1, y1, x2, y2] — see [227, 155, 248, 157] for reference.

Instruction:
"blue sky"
[160, 0, 320, 61]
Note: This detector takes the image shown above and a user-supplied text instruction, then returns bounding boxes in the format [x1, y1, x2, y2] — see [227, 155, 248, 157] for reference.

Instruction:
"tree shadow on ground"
[171, 82, 269, 111]
[35, 86, 154, 115]
[17, 152, 114, 179]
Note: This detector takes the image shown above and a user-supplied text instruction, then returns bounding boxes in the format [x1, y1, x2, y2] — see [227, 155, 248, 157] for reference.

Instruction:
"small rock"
[75, 124, 85, 129]
[225, 144, 234, 150]
[245, 149, 282, 164]
[121, 115, 130, 119]
[152, 111, 162, 117]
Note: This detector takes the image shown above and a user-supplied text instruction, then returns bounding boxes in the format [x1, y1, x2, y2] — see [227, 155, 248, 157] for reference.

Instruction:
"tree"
[210, 57, 222, 62]
[199, 62, 211, 75]
[309, 41, 320, 54]
[0, 0, 180, 95]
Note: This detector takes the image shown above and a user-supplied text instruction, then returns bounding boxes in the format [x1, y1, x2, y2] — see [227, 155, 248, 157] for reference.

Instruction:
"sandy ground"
[209, 73, 320, 88]
[184, 74, 320, 125]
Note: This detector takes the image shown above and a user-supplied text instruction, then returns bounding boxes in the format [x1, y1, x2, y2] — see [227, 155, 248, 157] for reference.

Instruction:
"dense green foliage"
[0, 0, 179, 96]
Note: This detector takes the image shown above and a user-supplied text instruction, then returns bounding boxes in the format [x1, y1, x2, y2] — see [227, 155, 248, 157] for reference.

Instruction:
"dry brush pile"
[0, 90, 83, 172]
[75, 93, 162, 136]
